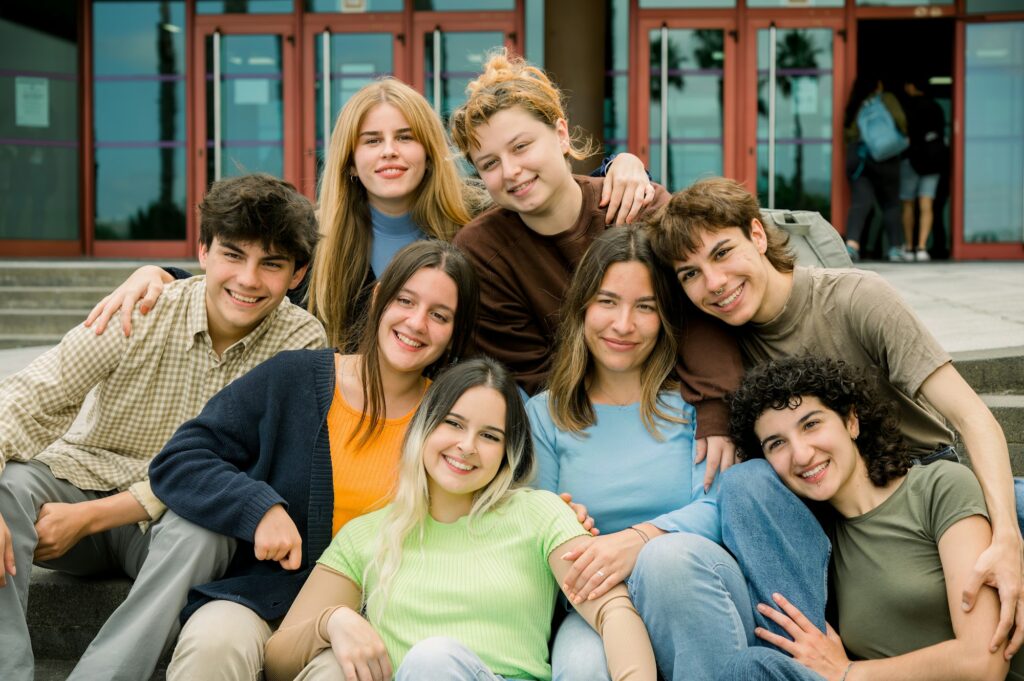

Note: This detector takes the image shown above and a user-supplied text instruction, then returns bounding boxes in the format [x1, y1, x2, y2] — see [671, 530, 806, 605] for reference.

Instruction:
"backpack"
[760, 209, 852, 269]
[856, 94, 909, 162]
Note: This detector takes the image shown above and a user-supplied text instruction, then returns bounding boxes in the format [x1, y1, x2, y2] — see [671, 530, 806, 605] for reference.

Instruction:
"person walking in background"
[900, 76, 948, 262]
[842, 75, 908, 263]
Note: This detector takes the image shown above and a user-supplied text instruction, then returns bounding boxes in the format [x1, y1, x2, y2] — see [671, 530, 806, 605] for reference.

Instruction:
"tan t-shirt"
[740, 267, 954, 455]
[830, 462, 1023, 680]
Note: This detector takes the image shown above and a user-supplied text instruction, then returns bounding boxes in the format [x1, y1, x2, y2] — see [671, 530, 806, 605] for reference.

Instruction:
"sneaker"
[915, 249, 931, 262]
[887, 246, 912, 262]
[846, 244, 860, 262]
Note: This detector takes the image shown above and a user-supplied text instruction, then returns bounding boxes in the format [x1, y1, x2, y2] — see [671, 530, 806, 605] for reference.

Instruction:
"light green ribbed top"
[319, 489, 587, 680]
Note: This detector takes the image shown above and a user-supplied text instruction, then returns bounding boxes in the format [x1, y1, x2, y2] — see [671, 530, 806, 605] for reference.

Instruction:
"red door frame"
[632, 12, 741, 183]
[299, 12, 409, 199]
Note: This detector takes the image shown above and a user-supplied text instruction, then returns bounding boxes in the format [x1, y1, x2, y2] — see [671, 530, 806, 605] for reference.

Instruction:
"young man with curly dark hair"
[718, 356, 1019, 681]
[645, 177, 1023, 660]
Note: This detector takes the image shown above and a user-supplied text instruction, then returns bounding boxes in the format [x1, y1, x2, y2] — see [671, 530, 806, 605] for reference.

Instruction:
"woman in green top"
[721, 355, 1019, 681]
[263, 357, 656, 681]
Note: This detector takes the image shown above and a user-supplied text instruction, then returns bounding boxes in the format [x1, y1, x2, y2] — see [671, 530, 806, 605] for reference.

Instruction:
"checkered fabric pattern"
[0, 276, 327, 523]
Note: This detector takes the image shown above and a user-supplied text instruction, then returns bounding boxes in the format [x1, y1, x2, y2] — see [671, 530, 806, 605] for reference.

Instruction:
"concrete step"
[983, 393, 1024, 473]
[0, 335, 63, 350]
[955, 347, 1024, 396]
[0, 287, 110, 310]
[0, 262, 198, 288]
[34, 658, 166, 680]
[0, 310, 90, 336]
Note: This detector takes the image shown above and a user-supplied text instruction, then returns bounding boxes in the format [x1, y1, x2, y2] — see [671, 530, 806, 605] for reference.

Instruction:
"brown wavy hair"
[449, 49, 598, 161]
[647, 177, 795, 273]
[728, 356, 911, 487]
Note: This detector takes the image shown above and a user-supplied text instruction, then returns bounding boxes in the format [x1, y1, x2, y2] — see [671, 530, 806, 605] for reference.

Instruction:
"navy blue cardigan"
[149, 348, 336, 622]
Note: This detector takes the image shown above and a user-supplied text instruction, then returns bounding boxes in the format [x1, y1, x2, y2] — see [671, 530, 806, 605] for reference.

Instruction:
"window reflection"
[604, 0, 629, 160]
[197, 0, 293, 14]
[0, 4, 79, 240]
[93, 0, 187, 241]
[424, 31, 503, 124]
[963, 22, 1024, 244]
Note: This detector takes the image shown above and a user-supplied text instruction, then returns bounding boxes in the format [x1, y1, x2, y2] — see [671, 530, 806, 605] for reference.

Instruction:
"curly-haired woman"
[721, 355, 1023, 681]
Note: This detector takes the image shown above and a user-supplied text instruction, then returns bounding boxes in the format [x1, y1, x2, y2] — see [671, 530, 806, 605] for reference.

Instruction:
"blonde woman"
[84, 81, 650, 349]
[264, 357, 656, 681]
[449, 51, 742, 480]
[527, 227, 745, 681]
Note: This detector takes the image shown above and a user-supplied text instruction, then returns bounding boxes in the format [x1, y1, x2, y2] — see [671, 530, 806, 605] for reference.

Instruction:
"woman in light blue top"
[526, 226, 753, 681]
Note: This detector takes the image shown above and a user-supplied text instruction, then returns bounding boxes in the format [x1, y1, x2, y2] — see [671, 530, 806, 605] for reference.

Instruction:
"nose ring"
[713, 286, 725, 295]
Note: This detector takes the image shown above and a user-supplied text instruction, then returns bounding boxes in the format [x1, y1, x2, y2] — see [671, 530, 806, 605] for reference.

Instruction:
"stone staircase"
[14, 341, 1024, 679]
[0, 261, 198, 349]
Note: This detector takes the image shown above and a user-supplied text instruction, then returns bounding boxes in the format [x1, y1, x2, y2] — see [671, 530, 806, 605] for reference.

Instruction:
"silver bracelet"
[839, 661, 854, 681]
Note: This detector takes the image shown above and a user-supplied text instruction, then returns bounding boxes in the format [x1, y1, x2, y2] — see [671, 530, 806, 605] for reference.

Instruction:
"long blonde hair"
[547, 227, 686, 437]
[364, 358, 535, 621]
[449, 49, 598, 161]
[309, 78, 473, 348]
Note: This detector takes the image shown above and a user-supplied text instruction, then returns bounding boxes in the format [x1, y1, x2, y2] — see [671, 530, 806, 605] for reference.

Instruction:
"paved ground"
[1, 261, 1022, 379]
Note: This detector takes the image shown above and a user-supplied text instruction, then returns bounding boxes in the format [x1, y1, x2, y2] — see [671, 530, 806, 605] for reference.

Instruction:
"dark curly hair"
[728, 356, 912, 487]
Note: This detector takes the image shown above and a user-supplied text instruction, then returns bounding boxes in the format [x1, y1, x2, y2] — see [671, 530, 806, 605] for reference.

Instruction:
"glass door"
[637, 18, 736, 192]
[746, 20, 843, 221]
[956, 19, 1024, 258]
[192, 20, 299, 207]
[412, 13, 518, 125]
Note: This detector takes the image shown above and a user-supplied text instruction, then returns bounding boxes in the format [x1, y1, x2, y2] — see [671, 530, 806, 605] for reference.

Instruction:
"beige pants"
[166, 600, 275, 681]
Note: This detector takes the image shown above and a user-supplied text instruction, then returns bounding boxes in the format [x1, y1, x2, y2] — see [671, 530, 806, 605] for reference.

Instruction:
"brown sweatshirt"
[452, 175, 742, 438]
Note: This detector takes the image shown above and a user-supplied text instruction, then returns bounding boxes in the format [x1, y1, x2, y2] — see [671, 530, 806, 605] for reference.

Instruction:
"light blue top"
[526, 390, 721, 543]
[369, 207, 424, 277]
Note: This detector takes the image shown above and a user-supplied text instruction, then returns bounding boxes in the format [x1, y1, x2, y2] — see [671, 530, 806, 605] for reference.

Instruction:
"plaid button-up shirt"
[0, 276, 327, 524]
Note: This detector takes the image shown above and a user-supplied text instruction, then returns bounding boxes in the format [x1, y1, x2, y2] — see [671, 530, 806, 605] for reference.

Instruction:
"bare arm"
[84, 265, 176, 336]
[920, 363, 1023, 654]
[549, 535, 657, 681]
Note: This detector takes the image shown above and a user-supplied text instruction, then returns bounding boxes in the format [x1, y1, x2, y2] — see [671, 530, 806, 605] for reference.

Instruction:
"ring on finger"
[596, 570, 605, 578]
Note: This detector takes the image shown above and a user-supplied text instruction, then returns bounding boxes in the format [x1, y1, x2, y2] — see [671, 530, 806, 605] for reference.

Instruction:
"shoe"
[887, 246, 912, 262]
[915, 249, 930, 262]
[846, 244, 860, 262]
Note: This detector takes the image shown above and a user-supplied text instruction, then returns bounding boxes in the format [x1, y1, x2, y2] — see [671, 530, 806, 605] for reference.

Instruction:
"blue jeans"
[718, 647, 825, 681]
[552, 532, 756, 681]
[395, 637, 527, 681]
[718, 459, 832, 646]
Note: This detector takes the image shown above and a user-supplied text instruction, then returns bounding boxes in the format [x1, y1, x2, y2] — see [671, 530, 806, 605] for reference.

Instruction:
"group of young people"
[0, 49, 1020, 681]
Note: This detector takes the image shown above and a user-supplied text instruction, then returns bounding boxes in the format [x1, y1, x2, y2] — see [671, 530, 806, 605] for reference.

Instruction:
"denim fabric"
[395, 637, 525, 681]
[719, 460, 831, 645]
[553, 532, 755, 681]
[716, 647, 826, 681]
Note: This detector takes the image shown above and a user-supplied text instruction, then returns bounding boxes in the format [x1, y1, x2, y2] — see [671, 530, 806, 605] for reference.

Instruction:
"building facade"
[2, 0, 1022, 260]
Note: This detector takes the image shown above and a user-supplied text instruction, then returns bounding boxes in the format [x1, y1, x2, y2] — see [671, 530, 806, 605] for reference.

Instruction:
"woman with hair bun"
[450, 50, 743, 480]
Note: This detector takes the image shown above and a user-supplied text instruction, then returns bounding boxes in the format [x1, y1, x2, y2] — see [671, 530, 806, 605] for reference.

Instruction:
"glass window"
[525, 0, 544, 66]
[306, 0, 402, 11]
[963, 22, 1024, 244]
[856, 0, 951, 5]
[747, 0, 842, 7]
[968, 0, 1024, 12]
[603, 0, 629, 159]
[0, 3, 80, 240]
[415, 0, 515, 9]
[757, 27, 834, 219]
[423, 30, 504, 123]
[93, 1, 187, 241]
[649, 28, 726, 191]
[640, 0, 735, 8]
[197, 0, 293, 13]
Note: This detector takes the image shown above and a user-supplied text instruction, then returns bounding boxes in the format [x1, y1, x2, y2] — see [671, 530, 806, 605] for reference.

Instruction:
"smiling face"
[199, 237, 305, 353]
[376, 266, 458, 376]
[467, 106, 575, 221]
[583, 261, 661, 388]
[753, 395, 866, 505]
[672, 221, 785, 326]
[351, 102, 428, 215]
[424, 385, 508, 517]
